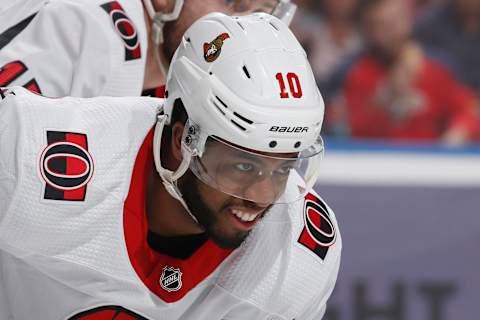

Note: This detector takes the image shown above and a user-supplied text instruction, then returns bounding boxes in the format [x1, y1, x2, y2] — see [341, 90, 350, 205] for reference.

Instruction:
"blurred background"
[286, 0, 480, 319]
[290, 0, 480, 145]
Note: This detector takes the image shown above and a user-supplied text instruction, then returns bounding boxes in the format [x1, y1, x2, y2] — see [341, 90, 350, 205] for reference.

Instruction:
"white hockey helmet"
[154, 12, 325, 208]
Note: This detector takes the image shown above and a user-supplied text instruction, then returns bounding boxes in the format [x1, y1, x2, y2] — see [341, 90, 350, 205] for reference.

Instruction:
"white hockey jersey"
[0, 87, 341, 320]
[0, 0, 147, 97]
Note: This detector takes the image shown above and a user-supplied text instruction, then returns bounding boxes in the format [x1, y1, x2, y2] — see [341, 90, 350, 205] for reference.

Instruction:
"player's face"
[179, 170, 273, 249]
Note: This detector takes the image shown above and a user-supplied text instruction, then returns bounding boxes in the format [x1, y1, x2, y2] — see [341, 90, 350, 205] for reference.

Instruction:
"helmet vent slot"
[212, 99, 226, 116]
[236, 21, 245, 30]
[269, 21, 280, 31]
[213, 95, 253, 130]
[231, 120, 246, 131]
[233, 112, 253, 124]
[215, 96, 228, 109]
[242, 65, 251, 79]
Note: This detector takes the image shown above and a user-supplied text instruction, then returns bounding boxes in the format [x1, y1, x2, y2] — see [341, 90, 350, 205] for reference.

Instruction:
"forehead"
[208, 136, 298, 159]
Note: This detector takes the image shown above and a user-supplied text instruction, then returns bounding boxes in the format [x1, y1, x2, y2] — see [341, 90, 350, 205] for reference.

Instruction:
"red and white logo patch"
[297, 192, 336, 260]
[39, 131, 94, 201]
[101, 1, 141, 61]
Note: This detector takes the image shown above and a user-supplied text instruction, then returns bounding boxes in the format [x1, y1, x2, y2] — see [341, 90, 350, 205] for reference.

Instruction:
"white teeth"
[231, 209, 258, 222]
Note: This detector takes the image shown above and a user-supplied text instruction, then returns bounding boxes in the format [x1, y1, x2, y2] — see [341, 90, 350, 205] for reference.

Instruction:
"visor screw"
[294, 141, 301, 148]
[188, 126, 196, 135]
[185, 135, 193, 145]
[269, 141, 277, 148]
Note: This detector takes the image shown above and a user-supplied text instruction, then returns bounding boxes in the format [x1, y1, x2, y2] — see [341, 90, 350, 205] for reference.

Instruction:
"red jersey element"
[141, 85, 165, 98]
[23, 78, 42, 94]
[123, 130, 233, 303]
[344, 55, 477, 141]
[0, 60, 42, 94]
[203, 33, 230, 63]
[69, 306, 148, 320]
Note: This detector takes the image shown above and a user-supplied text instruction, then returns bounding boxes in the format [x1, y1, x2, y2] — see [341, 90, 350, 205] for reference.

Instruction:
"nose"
[242, 175, 277, 205]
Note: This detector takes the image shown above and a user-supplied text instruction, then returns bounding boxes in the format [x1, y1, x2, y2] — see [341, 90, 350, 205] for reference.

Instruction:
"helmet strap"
[147, 0, 185, 45]
[153, 113, 200, 224]
[143, 0, 183, 78]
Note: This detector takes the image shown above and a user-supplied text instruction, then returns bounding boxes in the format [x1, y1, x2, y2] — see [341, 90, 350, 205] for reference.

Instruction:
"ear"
[170, 121, 185, 163]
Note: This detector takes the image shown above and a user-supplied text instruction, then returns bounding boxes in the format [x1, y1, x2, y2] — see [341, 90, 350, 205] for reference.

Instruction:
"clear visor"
[182, 125, 324, 205]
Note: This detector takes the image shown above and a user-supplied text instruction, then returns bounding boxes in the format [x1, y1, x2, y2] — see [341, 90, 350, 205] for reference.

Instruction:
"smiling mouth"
[227, 206, 266, 231]
[230, 208, 262, 222]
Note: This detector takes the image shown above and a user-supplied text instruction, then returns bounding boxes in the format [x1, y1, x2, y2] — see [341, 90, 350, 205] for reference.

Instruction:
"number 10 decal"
[275, 72, 302, 99]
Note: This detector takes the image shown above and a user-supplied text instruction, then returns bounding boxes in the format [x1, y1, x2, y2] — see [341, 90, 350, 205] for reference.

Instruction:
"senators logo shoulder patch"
[297, 192, 337, 261]
[39, 130, 94, 201]
[101, 1, 141, 61]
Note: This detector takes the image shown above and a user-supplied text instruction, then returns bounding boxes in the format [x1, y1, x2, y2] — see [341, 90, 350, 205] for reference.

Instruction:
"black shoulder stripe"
[0, 12, 38, 50]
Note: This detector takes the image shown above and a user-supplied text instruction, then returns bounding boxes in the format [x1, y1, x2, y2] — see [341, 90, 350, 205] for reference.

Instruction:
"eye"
[274, 164, 293, 175]
[234, 163, 254, 172]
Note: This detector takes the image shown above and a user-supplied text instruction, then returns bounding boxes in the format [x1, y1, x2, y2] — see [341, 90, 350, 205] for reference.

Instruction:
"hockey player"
[0, 0, 296, 98]
[0, 13, 341, 320]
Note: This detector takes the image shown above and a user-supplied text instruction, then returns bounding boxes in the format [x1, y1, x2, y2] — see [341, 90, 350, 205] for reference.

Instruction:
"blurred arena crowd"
[289, 0, 480, 145]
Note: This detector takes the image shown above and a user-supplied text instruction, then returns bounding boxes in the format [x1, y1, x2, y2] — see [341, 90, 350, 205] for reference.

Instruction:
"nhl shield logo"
[160, 266, 183, 292]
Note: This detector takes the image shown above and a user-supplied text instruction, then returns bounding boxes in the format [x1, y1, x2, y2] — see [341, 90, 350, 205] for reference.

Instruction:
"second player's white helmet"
[154, 12, 325, 209]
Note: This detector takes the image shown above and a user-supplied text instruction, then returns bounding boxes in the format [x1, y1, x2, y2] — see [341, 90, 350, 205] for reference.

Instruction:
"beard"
[178, 170, 270, 249]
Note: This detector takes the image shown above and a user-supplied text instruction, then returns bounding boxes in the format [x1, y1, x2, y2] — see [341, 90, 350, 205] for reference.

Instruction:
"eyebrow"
[228, 151, 293, 168]
[227, 150, 263, 164]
